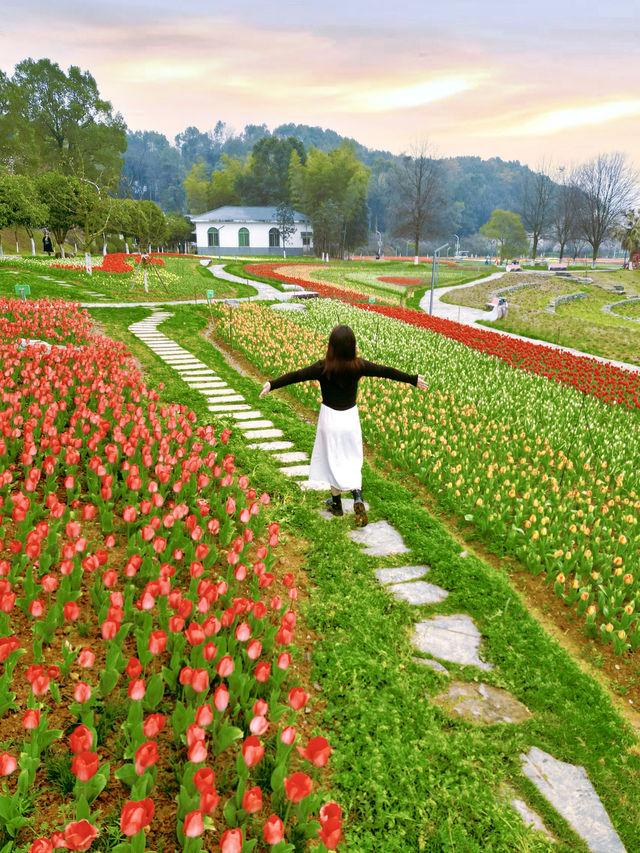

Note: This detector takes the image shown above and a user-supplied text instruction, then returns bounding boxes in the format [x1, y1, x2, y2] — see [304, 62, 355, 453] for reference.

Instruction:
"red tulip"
[142, 714, 166, 737]
[190, 669, 209, 693]
[71, 751, 99, 782]
[284, 772, 313, 803]
[70, 725, 93, 754]
[249, 715, 269, 736]
[195, 704, 213, 727]
[318, 817, 343, 850]
[73, 682, 92, 703]
[29, 839, 53, 853]
[287, 687, 309, 711]
[63, 819, 99, 851]
[63, 601, 80, 621]
[219, 828, 243, 853]
[280, 726, 296, 745]
[242, 785, 262, 814]
[212, 684, 229, 712]
[22, 709, 40, 730]
[120, 798, 154, 836]
[200, 788, 220, 814]
[297, 736, 331, 767]
[148, 630, 167, 655]
[193, 766, 216, 793]
[188, 739, 207, 763]
[77, 648, 95, 668]
[216, 655, 234, 677]
[183, 810, 204, 838]
[0, 752, 17, 775]
[263, 814, 284, 845]
[241, 736, 264, 768]
[254, 662, 271, 682]
[134, 741, 159, 775]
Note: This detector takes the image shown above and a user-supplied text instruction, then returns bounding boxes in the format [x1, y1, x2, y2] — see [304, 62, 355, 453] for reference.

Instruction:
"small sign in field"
[14, 283, 31, 299]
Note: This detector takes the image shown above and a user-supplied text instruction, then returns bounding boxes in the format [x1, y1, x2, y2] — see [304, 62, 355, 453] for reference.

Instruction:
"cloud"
[498, 99, 640, 136]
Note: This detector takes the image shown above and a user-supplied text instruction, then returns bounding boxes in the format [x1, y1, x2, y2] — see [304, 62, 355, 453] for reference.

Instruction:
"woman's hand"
[259, 381, 271, 399]
[416, 374, 428, 391]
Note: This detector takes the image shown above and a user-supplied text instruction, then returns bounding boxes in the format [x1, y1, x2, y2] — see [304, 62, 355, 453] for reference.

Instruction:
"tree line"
[0, 57, 638, 262]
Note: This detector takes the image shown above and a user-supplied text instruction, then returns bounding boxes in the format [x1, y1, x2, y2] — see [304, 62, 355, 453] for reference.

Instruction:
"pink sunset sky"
[2, 0, 639, 168]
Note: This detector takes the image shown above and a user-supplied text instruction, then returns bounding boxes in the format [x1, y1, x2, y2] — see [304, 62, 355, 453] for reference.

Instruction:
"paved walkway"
[420, 271, 640, 375]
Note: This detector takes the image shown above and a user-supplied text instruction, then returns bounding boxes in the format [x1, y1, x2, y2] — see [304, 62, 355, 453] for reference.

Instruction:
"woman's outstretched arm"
[259, 361, 323, 398]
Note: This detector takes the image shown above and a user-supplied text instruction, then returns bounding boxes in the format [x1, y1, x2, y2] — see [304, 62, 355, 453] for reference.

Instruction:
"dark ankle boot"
[352, 489, 368, 527]
[326, 494, 343, 517]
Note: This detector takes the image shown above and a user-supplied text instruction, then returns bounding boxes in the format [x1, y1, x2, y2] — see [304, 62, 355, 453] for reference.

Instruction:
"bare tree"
[520, 160, 555, 261]
[572, 152, 639, 267]
[390, 142, 446, 256]
[551, 170, 581, 262]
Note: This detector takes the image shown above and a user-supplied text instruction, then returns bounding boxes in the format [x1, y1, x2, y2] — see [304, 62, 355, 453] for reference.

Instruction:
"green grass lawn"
[0, 257, 258, 302]
[88, 302, 640, 852]
[444, 269, 640, 365]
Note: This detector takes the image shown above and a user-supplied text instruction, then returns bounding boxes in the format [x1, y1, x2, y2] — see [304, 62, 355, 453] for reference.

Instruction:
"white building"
[192, 206, 313, 256]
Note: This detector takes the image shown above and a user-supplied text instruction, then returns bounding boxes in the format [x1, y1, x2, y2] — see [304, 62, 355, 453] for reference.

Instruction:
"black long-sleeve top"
[269, 359, 418, 411]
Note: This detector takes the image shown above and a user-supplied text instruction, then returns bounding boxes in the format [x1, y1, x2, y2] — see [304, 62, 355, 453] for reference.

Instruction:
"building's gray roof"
[192, 205, 309, 224]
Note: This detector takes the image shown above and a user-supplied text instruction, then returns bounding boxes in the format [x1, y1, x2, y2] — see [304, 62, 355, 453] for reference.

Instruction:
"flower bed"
[247, 265, 640, 409]
[376, 277, 424, 286]
[50, 254, 166, 275]
[209, 299, 640, 654]
[0, 300, 339, 852]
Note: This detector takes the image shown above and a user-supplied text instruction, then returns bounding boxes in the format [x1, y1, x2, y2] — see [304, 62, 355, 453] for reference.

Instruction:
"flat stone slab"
[279, 464, 311, 477]
[412, 615, 493, 671]
[187, 381, 225, 388]
[205, 395, 244, 404]
[375, 566, 429, 585]
[521, 748, 625, 853]
[208, 404, 251, 412]
[246, 440, 294, 451]
[413, 657, 449, 674]
[432, 681, 531, 724]
[243, 428, 283, 439]
[387, 580, 449, 605]
[349, 520, 410, 556]
[203, 388, 234, 396]
[178, 369, 219, 376]
[299, 479, 331, 491]
[231, 410, 263, 420]
[272, 451, 308, 463]
[510, 796, 555, 842]
[236, 420, 274, 430]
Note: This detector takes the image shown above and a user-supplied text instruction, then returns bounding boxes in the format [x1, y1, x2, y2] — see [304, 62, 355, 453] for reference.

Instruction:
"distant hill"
[122, 122, 536, 236]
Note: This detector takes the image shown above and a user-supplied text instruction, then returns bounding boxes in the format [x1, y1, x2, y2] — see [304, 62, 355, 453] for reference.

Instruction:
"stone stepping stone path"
[521, 748, 626, 852]
[432, 681, 532, 725]
[412, 614, 494, 671]
[349, 520, 410, 556]
[128, 310, 316, 486]
[127, 309, 625, 852]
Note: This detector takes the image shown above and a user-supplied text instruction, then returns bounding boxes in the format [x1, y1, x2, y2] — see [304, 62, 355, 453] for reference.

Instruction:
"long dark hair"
[322, 325, 364, 377]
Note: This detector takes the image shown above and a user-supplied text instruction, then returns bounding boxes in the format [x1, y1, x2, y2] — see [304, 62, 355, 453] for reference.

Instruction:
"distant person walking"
[43, 233, 53, 256]
[260, 324, 428, 526]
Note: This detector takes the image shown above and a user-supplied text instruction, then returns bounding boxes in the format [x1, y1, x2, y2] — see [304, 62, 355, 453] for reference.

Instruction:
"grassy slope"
[445, 270, 640, 366]
[90, 303, 640, 853]
[0, 258, 258, 303]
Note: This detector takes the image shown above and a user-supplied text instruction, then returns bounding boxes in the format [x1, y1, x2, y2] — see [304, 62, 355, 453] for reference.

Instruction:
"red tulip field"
[0, 299, 339, 852]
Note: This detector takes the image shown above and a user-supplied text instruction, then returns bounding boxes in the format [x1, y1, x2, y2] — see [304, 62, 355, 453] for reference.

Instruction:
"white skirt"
[309, 404, 363, 491]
